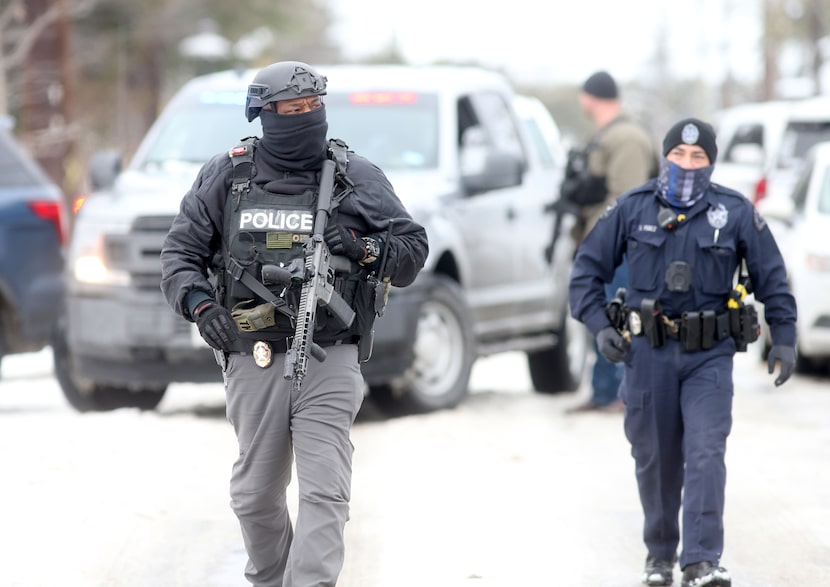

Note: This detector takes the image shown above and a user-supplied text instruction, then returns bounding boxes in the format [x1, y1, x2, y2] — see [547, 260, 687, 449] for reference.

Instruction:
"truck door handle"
[506, 207, 516, 221]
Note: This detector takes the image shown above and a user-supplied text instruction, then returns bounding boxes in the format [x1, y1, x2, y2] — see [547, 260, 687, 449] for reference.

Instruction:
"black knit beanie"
[662, 118, 718, 163]
[581, 71, 618, 99]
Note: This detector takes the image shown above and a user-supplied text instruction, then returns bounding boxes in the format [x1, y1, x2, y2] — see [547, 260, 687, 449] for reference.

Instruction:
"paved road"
[0, 349, 828, 586]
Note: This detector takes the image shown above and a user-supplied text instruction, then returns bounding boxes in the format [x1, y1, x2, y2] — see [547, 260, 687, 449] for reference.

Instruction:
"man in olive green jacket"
[567, 70, 657, 413]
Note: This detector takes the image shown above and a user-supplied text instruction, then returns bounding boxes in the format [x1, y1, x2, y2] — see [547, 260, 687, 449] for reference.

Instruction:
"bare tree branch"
[0, 1, 24, 31]
[5, 0, 97, 70]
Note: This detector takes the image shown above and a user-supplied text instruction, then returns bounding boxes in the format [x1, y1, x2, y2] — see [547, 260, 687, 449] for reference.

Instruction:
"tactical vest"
[219, 137, 363, 343]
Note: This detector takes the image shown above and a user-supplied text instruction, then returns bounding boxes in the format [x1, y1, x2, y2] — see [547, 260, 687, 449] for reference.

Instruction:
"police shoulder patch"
[600, 199, 618, 220]
[753, 206, 767, 232]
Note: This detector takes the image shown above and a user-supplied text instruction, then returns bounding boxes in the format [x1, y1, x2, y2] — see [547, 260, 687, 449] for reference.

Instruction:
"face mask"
[657, 157, 714, 208]
[258, 105, 328, 171]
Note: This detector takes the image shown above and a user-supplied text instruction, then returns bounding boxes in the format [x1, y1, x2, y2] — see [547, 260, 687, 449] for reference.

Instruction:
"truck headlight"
[73, 255, 128, 285]
[70, 234, 130, 286]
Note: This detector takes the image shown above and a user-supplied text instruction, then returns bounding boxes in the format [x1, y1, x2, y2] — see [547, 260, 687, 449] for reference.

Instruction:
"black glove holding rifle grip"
[324, 224, 364, 261]
[194, 301, 238, 351]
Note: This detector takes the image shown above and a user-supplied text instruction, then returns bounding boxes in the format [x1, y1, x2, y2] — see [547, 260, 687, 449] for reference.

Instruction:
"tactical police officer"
[569, 118, 796, 587]
[160, 61, 428, 587]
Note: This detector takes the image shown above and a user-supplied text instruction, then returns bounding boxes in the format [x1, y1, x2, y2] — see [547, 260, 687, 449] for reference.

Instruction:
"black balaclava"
[258, 105, 328, 171]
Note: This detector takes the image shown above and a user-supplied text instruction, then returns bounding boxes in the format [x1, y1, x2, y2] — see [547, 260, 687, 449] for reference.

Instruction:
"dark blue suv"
[0, 120, 66, 371]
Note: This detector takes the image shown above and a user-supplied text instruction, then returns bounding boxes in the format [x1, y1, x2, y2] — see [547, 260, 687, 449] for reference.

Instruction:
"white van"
[712, 97, 830, 205]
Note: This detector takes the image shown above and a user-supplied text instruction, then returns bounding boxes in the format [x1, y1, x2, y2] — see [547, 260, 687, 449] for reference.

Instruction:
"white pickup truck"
[55, 65, 587, 413]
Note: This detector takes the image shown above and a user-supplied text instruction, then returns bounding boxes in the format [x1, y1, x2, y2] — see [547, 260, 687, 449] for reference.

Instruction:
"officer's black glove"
[597, 326, 629, 363]
[324, 224, 367, 262]
[194, 301, 238, 351]
[767, 344, 796, 386]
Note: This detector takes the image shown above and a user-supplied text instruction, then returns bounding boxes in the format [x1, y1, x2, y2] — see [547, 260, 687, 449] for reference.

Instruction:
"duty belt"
[226, 335, 360, 356]
[629, 307, 732, 352]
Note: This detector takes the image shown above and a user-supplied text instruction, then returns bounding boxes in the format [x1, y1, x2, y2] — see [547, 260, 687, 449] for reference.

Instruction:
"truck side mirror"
[88, 150, 123, 191]
[460, 126, 523, 193]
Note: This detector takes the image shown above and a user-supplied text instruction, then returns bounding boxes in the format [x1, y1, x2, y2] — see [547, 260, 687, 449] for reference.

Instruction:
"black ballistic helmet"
[245, 61, 327, 122]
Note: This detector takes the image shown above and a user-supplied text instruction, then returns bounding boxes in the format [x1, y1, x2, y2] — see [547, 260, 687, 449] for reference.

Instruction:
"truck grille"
[104, 215, 175, 291]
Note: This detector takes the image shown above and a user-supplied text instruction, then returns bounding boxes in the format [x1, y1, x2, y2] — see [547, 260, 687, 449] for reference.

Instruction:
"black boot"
[681, 561, 731, 587]
[642, 555, 675, 586]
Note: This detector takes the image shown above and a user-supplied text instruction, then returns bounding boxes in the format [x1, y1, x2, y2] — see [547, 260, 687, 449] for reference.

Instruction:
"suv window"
[468, 91, 525, 162]
[521, 114, 556, 169]
[778, 121, 830, 169]
[722, 123, 763, 163]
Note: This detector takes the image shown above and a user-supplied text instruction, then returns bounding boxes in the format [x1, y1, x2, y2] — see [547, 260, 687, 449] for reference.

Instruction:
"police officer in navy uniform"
[569, 118, 796, 587]
[160, 61, 428, 587]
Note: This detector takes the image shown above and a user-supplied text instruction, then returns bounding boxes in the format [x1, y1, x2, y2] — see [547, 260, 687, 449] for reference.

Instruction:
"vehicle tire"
[527, 310, 589, 393]
[795, 351, 828, 375]
[52, 319, 166, 412]
[370, 275, 475, 415]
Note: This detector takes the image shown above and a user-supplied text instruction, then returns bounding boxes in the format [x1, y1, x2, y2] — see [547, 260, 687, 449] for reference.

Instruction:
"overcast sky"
[328, 0, 763, 86]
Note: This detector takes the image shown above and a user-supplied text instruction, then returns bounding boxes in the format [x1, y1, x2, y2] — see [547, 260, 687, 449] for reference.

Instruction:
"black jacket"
[160, 144, 429, 324]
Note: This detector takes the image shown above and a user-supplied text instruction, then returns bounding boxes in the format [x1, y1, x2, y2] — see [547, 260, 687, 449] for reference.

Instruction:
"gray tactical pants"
[220, 343, 365, 587]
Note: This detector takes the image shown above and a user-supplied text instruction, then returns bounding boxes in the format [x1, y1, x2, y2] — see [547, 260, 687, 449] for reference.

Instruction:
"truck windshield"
[326, 91, 439, 170]
[139, 99, 260, 167]
[137, 89, 440, 171]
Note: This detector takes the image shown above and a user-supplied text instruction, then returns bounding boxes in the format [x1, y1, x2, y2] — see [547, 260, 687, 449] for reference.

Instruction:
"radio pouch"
[641, 298, 666, 348]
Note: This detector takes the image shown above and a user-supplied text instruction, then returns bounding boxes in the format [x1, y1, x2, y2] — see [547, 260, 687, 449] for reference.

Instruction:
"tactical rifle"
[544, 197, 580, 263]
[283, 159, 355, 391]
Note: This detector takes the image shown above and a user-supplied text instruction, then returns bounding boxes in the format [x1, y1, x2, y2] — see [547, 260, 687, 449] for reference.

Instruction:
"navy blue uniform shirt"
[569, 178, 796, 346]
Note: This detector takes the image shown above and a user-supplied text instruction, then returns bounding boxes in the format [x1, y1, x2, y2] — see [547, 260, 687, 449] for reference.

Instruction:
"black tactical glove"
[767, 344, 796, 386]
[194, 301, 238, 351]
[324, 224, 367, 262]
[597, 326, 629, 363]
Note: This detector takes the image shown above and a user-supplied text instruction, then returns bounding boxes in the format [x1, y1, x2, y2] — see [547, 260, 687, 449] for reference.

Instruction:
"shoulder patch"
[600, 199, 618, 220]
[753, 206, 767, 232]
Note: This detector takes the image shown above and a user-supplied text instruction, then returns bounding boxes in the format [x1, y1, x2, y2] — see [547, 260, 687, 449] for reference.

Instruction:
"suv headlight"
[69, 230, 130, 286]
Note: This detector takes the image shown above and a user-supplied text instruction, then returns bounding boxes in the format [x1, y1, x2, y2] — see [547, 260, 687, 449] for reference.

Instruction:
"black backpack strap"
[228, 136, 258, 197]
[327, 138, 354, 206]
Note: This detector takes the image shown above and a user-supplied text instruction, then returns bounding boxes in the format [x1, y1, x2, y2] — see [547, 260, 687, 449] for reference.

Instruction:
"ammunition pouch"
[679, 310, 732, 352]
[231, 299, 277, 332]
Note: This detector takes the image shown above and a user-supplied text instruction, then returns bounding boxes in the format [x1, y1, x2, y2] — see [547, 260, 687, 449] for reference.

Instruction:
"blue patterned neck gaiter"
[657, 158, 714, 208]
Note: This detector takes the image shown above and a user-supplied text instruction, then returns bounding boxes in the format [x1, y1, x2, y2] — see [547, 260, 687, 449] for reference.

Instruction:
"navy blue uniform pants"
[619, 336, 734, 568]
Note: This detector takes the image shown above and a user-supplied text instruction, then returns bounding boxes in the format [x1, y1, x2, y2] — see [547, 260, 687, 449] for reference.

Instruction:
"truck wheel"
[527, 311, 589, 393]
[370, 275, 475, 414]
[52, 321, 166, 412]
